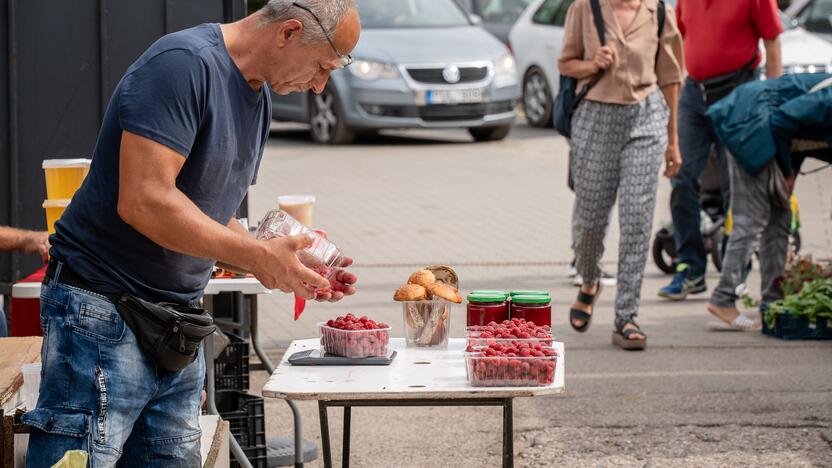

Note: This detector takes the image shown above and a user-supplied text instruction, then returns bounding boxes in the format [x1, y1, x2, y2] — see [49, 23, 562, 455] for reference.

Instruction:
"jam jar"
[510, 294, 552, 327]
[466, 292, 509, 327]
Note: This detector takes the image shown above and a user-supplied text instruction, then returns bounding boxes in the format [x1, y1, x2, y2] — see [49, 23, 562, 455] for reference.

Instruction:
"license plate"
[425, 89, 483, 105]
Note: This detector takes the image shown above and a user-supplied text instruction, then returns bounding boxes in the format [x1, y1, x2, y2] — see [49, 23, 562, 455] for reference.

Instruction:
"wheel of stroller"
[652, 229, 677, 274]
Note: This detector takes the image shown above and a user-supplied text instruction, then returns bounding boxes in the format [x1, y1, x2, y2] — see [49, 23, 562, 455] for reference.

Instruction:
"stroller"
[652, 148, 802, 274]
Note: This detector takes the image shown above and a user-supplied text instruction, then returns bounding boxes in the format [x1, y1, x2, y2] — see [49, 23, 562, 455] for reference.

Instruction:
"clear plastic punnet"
[318, 323, 391, 358]
[465, 352, 557, 387]
[255, 209, 346, 277]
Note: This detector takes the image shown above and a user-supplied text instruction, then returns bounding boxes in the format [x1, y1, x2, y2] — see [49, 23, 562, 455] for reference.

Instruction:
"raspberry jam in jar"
[510, 294, 552, 327]
[466, 292, 509, 327]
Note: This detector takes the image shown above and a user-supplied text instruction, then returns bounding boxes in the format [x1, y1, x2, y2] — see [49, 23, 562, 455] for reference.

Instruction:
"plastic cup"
[277, 195, 316, 227]
[21, 362, 42, 410]
[43, 199, 70, 235]
[42, 158, 91, 200]
[402, 301, 453, 349]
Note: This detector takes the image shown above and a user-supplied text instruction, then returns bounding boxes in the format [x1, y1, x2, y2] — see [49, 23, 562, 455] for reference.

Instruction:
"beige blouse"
[559, 0, 684, 105]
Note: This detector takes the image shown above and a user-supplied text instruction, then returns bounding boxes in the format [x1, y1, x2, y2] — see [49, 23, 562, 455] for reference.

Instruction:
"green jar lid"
[511, 294, 551, 304]
[509, 290, 550, 297]
[467, 292, 508, 303]
[471, 290, 508, 296]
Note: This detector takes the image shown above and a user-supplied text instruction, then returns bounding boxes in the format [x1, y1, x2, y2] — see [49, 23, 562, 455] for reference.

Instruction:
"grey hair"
[258, 0, 356, 44]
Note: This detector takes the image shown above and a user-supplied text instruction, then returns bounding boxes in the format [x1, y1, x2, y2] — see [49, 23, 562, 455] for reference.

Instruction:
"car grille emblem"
[442, 66, 461, 84]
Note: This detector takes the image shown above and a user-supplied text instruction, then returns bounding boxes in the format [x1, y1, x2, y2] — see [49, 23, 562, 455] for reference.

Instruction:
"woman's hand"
[592, 46, 615, 71]
[664, 144, 682, 178]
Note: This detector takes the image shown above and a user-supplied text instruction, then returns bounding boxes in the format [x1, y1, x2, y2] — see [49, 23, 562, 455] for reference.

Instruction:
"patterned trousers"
[571, 89, 668, 322]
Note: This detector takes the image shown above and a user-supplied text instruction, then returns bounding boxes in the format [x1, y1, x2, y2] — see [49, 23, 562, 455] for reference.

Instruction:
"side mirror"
[469, 14, 483, 26]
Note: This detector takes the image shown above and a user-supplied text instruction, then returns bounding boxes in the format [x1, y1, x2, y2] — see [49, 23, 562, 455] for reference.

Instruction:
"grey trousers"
[571, 90, 668, 321]
[710, 155, 790, 307]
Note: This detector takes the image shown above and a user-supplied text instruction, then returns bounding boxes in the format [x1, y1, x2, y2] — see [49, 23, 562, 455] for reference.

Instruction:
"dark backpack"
[554, 0, 666, 138]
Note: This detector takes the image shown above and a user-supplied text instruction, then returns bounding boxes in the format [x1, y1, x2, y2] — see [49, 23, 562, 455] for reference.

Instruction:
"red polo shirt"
[676, 0, 783, 81]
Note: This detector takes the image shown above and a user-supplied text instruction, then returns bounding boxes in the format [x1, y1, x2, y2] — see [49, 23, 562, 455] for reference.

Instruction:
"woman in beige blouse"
[560, 0, 683, 350]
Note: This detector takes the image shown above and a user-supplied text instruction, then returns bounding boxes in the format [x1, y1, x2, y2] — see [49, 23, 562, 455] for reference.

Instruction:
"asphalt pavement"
[244, 121, 832, 467]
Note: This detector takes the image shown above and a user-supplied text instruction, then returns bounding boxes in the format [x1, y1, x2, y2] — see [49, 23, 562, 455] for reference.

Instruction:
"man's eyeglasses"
[292, 2, 353, 68]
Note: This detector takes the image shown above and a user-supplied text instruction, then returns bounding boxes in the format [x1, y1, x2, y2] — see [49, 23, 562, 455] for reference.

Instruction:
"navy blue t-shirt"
[51, 23, 271, 304]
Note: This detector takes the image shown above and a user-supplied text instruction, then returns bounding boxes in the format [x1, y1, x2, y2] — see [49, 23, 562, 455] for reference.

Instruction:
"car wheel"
[469, 125, 512, 142]
[308, 87, 354, 144]
[523, 67, 553, 128]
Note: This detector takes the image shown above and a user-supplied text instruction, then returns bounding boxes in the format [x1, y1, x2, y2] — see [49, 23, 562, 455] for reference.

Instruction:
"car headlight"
[349, 59, 400, 80]
[494, 54, 518, 88]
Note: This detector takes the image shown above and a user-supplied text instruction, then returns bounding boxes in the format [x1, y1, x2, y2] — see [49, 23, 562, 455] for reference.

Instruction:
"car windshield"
[472, 0, 535, 25]
[356, 0, 472, 28]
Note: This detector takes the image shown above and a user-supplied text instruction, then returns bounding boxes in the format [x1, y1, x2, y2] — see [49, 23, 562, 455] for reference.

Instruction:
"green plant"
[777, 254, 832, 297]
[764, 278, 832, 329]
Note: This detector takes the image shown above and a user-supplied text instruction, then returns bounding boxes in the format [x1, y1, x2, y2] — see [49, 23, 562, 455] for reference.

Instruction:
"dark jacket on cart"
[707, 73, 832, 177]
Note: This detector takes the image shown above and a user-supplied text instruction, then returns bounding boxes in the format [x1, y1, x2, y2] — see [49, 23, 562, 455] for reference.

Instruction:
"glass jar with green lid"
[510, 294, 552, 327]
[509, 290, 550, 297]
[467, 292, 509, 326]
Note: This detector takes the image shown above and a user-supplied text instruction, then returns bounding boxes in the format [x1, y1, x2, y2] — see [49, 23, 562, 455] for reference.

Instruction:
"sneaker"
[600, 271, 617, 286]
[569, 258, 578, 278]
[572, 270, 617, 287]
[658, 263, 707, 300]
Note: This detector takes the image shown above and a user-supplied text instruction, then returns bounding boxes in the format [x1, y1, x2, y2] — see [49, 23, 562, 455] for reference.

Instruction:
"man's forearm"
[215, 218, 254, 274]
[0, 227, 26, 251]
[119, 189, 265, 273]
[764, 39, 783, 78]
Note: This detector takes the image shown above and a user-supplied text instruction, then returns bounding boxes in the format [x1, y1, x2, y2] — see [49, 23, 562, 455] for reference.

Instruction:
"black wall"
[0, 0, 246, 293]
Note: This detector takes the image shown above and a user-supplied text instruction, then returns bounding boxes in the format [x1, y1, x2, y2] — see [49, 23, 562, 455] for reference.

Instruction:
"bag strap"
[655, 0, 665, 64]
[589, 0, 605, 45]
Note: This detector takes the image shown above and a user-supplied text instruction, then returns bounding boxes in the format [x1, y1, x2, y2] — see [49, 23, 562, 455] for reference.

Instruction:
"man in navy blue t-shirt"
[24, 1, 361, 465]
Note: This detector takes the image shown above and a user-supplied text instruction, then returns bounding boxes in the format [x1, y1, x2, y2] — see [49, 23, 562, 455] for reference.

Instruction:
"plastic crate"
[763, 312, 832, 340]
[231, 444, 268, 468]
[216, 390, 266, 449]
[215, 333, 250, 391]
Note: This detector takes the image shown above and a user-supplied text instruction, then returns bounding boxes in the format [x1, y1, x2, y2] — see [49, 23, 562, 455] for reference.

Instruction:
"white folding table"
[263, 338, 565, 468]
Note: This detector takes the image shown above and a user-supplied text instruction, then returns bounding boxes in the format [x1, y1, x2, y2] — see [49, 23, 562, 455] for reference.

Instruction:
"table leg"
[342, 406, 351, 468]
[502, 398, 513, 468]
[318, 402, 332, 468]
[250, 297, 307, 467]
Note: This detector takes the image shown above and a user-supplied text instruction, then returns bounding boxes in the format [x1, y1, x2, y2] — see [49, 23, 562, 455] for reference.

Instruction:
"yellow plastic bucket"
[43, 199, 70, 235]
[42, 159, 91, 200]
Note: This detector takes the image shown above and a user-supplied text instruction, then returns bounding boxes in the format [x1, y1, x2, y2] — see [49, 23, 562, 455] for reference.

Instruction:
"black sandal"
[612, 319, 647, 351]
[569, 282, 602, 333]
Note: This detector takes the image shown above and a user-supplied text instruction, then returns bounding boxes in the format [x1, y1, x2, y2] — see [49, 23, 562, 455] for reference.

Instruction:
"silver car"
[270, 0, 520, 144]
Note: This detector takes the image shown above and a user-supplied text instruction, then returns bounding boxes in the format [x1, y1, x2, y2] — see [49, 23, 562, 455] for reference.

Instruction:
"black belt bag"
[46, 260, 216, 372]
[696, 55, 758, 106]
[115, 294, 216, 372]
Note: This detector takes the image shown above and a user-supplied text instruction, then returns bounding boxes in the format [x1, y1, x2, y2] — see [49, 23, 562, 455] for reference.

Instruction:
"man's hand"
[664, 144, 682, 178]
[21, 231, 50, 262]
[250, 234, 331, 299]
[313, 256, 358, 303]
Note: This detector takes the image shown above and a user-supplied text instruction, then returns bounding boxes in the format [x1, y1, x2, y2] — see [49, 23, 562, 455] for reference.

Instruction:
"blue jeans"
[0, 304, 8, 337]
[670, 78, 731, 275]
[22, 265, 205, 467]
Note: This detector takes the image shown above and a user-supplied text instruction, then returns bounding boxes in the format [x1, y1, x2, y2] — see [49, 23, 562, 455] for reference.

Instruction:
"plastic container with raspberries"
[318, 314, 391, 358]
[465, 341, 558, 387]
[465, 318, 554, 348]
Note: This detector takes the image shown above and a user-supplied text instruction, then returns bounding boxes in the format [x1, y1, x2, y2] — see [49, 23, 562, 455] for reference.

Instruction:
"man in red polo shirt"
[659, 0, 783, 302]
